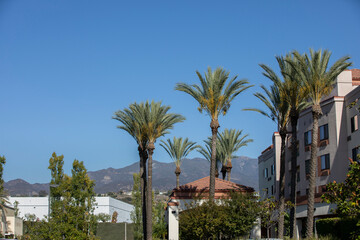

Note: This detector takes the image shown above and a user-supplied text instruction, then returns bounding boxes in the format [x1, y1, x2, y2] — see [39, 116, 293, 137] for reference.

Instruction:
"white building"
[8, 196, 134, 223]
[258, 69, 360, 238]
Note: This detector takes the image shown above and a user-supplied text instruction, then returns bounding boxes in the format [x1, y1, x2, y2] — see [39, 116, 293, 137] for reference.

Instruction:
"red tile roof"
[350, 69, 360, 79]
[174, 176, 254, 192]
[345, 69, 360, 85]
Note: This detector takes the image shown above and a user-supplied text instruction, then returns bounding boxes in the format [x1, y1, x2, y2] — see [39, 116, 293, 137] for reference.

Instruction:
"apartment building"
[258, 69, 360, 237]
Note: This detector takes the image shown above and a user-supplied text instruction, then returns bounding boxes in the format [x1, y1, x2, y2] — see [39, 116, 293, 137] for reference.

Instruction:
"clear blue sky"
[1, 0, 359, 183]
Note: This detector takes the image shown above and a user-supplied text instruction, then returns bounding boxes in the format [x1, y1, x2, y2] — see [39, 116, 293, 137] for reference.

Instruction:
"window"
[352, 147, 359, 161]
[351, 115, 358, 133]
[304, 130, 312, 146]
[305, 160, 310, 175]
[271, 164, 275, 175]
[319, 124, 329, 140]
[271, 185, 274, 195]
[321, 154, 330, 170]
[264, 168, 268, 178]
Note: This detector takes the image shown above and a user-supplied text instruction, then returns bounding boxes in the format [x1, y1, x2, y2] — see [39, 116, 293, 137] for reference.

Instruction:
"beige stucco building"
[0, 205, 23, 238]
[258, 69, 360, 238]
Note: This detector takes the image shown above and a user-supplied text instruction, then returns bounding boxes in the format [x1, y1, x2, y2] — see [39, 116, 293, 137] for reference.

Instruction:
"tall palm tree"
[262, 54, 309, 237]
[218, 129, 253, 181]
[244, 80, 290, 239]
[160, 137, 199, 188]
[175, 67, 252, 200]
[113, 103, 149, 239]
[292, 49, 351, 238]
[280, 54, 310, 238]
[140, 101, 185, 240]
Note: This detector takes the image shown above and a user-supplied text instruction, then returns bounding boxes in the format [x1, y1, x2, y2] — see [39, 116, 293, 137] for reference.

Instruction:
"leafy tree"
[131, 173, 143, 240]
[218, 129, 253, 181]
[176, 67, 252, 200]
[153, 201, 167, 240]
[244, 79, 289, 238]
[26, 153, 98, 240]
[322, 159, 360, 239]
[13, 200, 19, 218]
[293, 49, 351, 237]
[179, 191, 261, 239]
[160, 137, 199, 188]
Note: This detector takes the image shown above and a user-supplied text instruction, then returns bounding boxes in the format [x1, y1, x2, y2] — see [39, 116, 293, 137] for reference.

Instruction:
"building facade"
[8, 196, 134, 223]
[258, 69, 360, 237]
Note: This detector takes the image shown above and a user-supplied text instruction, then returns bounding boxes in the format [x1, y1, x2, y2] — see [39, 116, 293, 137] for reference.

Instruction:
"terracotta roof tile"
[350, 69, 360, 79]
[176, 176, 254, 192]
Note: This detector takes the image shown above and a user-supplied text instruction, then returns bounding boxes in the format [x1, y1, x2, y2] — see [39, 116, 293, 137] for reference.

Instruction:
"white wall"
[8, 197, 134, 223]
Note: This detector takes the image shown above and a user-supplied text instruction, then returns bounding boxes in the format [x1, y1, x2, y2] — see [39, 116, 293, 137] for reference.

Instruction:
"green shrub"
[316, 217, 359, 240]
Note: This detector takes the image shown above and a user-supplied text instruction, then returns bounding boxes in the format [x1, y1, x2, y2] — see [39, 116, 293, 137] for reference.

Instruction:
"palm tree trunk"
[289, 111, 299, 238]
[226, 159, 232, 181]
[305, 105, 322, 238]
[278, 129, 287, 239]
[176, 173, 180, 189]
[221, 166, 226, 180]
[146, 142, 155, 240]
[210, 119, 220, 200]
[138, 146, 147, 240]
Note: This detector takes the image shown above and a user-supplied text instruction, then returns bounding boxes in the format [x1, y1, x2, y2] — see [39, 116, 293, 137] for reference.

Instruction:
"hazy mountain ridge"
[5, 157, 258, 196]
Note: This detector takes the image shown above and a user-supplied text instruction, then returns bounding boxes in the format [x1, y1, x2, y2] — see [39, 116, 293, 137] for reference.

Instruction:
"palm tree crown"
[218, 129, 253, 181]
[176, 67, 252, 199]
[175, 67, 251, 120]
[160, 137, 198, 170]
[292, 49, 351, 238]
[160, 137, 199, 188]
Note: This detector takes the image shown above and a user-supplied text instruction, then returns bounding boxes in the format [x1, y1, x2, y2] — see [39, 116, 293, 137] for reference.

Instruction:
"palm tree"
[244, 80, 289, 238]
[141, 101, 185, 240]
[0, 155, 8, 235]
[160, 137, 199, 188]
[175, 67, 251, 200]
[292, 49, 351, 238]
[279, 54, 310, 237]
[261, 54, 309, 237]
[113, 103, 149, 239]
[218, 129, 253, 181]
[197, 138, 223, 179]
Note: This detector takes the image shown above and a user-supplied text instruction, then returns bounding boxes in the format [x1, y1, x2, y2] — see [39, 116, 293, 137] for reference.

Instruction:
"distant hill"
[5, 157, 258, 196]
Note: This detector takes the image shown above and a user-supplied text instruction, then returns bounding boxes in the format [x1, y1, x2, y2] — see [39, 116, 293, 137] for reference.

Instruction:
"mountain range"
[5, 157, 258, 196]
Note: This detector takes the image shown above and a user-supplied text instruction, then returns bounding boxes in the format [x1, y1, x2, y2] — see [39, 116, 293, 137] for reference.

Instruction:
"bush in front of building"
[179, 192, 261, 239]
[316, 217, 359, 240]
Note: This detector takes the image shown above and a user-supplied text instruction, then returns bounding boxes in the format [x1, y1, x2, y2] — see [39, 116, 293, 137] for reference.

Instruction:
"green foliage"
[13, 200, 19, 217]
[179, 192, 261, 239]
[25, 152, 98, 240]
[160, 137, 199, 169]
[322, 159, 360, 239]
[131, 173, 143, 240]
[322, 160, 360, 218]
[316, 217, 359, 240]
[259, 198, 293, 237]
[95, 213, 111, 223]
[153, 201, 167, 240]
